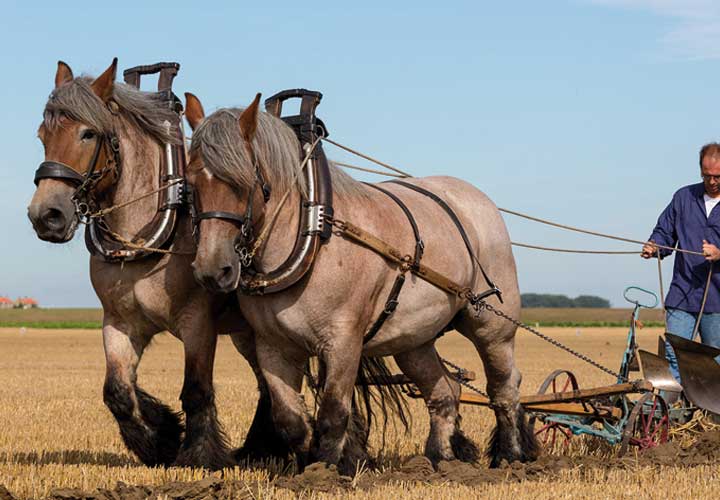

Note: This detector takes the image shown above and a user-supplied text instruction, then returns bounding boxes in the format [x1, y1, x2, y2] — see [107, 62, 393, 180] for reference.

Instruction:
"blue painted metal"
[532, 286, 658, 445]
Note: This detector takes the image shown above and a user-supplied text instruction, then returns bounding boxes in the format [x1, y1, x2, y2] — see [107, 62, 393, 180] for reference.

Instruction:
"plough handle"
[623, 286, 658, 309]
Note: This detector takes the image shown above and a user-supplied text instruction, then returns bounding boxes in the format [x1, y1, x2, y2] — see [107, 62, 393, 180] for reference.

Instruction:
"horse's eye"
[81, 129, 97, 141]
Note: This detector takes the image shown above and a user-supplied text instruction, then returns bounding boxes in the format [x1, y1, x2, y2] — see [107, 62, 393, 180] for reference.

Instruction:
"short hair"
[700, 143, 720, 167]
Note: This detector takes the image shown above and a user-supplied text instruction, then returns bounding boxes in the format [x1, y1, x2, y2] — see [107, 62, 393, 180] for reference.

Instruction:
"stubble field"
[1, 325, 719, 499]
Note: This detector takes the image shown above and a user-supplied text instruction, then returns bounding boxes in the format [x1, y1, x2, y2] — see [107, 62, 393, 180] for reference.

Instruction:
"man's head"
[700, 143, 720, 198]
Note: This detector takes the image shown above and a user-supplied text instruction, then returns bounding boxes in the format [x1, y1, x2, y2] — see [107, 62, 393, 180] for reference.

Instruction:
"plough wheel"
[618, 392, 670, 456]
[530, 370, 579, 448]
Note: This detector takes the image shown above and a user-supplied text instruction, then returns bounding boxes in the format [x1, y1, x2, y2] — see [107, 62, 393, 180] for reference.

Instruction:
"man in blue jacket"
[642, 143, 720, 382]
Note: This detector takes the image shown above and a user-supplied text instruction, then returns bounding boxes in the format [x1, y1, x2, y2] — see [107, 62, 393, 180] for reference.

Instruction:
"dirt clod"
[275, 462, 351, 492]
[0, 485, 17, 500]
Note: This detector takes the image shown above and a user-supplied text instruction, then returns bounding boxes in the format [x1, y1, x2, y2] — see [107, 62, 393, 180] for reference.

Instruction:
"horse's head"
[186, 93, 269, 293]
[28, 59, 120, 242]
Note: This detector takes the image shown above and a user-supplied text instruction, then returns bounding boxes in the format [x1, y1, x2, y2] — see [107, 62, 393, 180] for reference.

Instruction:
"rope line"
[89, 179, 183, 218]
[499, 207, 704, 257]
[511, 242, 638, 255]
[322, 136, 704, 257]
[333, 161, 407, 178]
[322, 137, 412, 177]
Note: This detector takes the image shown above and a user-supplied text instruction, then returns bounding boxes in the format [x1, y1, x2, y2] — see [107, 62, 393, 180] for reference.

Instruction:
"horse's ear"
[184, 92, 205, 131]
[90, 58, 118, 103]
[238, 93, 262, 142]
[55, 61, 74, 88]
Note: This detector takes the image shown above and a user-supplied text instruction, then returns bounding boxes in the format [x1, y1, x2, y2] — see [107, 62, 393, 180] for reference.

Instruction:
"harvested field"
[1, 325, 719, 499]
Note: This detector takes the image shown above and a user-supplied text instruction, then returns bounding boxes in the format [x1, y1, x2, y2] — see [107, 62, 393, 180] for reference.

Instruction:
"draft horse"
[186, 92, 539, 470]
[27, 59, 289, 468]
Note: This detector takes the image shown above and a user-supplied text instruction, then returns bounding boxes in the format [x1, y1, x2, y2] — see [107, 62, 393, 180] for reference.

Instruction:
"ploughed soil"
[4, 431, 720, 500]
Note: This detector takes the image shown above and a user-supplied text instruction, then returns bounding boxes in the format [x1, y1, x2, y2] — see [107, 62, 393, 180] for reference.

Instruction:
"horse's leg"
[256, 336, 313, 469]
[455, 311, 539, 467]
[394, 340, 479, 464]
[228, 330, 291, 462]
[102, 319, 183, 466]
[313, 333, 362, 474]
[175, 304, 234, 469]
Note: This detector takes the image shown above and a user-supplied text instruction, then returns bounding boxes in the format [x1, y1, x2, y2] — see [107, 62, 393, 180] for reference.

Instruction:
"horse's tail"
[308, 355, 411, 453]
[352, 356, 411, 450]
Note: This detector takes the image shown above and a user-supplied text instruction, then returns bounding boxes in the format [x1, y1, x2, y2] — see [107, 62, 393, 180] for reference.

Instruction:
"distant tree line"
[521, 293, 610, 308]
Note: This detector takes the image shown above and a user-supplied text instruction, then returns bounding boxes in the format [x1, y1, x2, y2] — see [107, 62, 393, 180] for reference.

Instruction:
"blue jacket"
[649, 183, 720, 313]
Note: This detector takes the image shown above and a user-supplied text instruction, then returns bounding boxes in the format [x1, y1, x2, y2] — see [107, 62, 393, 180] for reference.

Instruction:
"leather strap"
[329, 218, 471, 297]
[34, 161, 85, 186]
[365, 183, 424, 267]
[196, 211, 246, 227]
[362, 183, 424, 344]
[389, 180, 502, 303]
[34, 133, 107, 188]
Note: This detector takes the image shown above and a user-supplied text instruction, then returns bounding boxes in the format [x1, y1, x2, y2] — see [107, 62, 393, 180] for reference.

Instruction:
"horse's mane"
[190, 107, 367, 199]
[43, 77, 178, 145]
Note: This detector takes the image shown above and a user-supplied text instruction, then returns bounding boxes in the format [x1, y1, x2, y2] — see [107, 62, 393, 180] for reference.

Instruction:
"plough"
[376, 286, 720, 455]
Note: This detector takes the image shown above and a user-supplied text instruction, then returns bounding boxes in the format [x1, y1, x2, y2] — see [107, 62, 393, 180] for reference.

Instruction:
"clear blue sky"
[2, 0, 720, 307]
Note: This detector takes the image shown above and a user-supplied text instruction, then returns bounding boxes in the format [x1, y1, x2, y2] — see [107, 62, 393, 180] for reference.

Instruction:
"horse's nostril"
[43, 208, 65, 230]
[219, 266, 233, 281]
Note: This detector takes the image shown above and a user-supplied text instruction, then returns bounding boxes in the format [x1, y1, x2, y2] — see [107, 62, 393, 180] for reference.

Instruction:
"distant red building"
[15, 297, 39, 309]
[0, 297, 12, 309]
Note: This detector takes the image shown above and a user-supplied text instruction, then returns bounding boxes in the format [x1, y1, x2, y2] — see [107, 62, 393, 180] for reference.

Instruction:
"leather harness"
[194, 89, 334, 295]
[359, 181, 502, 344]
[33, 62, 189, 262]
[193, 88, 502, 344]
[362, 183, 424, 344]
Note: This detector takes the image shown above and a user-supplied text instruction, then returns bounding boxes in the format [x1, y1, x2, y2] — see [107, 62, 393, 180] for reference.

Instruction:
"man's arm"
[642, 196, 678, 259]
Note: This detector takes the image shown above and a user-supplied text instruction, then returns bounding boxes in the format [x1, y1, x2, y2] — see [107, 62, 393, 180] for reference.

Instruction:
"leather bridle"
[193, 157, 271, 268]
[34, 132, 122, 220]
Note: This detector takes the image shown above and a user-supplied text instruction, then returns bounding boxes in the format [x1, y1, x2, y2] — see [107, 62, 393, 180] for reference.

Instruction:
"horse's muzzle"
[193, 264, 239, 294]
[27, 203, 75, 243]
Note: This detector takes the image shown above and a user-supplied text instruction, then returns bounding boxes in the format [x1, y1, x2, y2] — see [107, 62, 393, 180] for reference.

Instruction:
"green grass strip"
[0, 321, 102, 329]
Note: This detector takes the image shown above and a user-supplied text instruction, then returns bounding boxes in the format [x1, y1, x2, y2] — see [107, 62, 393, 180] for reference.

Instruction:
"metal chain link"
[473, 300, 626, 382]
[439, 355, 489, 398]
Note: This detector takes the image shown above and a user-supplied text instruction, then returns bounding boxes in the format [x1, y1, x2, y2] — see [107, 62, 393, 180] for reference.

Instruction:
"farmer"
[641, 142, 720, 382]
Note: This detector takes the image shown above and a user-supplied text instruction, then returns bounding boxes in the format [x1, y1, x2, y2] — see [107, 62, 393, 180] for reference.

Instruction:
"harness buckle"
[384, 299, 399, 315]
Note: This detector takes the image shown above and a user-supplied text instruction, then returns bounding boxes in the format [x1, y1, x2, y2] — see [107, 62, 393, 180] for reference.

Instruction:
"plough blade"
[666, 333, 720, 415]
[638, 349, 683, 394]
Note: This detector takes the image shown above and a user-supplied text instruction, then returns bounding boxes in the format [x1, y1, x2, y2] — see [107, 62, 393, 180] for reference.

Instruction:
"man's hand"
[641, 240, 657, 259]
[702, 239, 720, 261]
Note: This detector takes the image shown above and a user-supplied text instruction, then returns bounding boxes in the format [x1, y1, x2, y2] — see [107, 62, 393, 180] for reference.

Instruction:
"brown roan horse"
[27, 59, 290, 469]
[186, 93, 540, 470]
